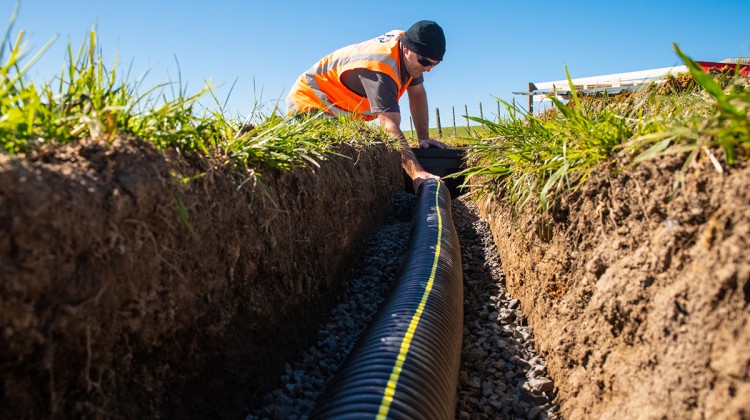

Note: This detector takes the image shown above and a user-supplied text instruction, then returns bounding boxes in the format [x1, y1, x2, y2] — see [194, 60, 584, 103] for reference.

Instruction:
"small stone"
[530, 366, 546, 378]
[460, 370, 469, 383]
[520, 388, 549, 405]
[510, 355, 530, 367]
[499, 308, 515, 323]
[273, 405, 293, 419]
[489, 398, 505, 411]
[482, 380, 494, 396]
[465, 349, 486, 362]
[527, 405, 542, 419]
[528, 377, 555, 393]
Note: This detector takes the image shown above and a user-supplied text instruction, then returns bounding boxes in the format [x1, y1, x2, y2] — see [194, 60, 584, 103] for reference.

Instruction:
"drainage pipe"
[311, 178, 464, 419]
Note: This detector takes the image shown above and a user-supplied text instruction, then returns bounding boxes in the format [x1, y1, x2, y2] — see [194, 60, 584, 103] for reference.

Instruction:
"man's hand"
[413, 170, 441, 193]
[376, 111, 442, 195]
[419, 138, 448, 149]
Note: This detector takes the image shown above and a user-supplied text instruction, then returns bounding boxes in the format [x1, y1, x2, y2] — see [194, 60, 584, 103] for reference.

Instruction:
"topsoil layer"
[0, 136, 402, 418]
[477, 153, 750, 419]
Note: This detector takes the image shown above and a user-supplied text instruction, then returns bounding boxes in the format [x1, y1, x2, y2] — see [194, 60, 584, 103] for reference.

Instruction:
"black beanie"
[401, 20, 446, 62]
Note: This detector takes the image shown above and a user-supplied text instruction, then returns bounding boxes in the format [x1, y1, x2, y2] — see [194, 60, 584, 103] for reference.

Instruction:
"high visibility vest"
[286, 30, 413, 121]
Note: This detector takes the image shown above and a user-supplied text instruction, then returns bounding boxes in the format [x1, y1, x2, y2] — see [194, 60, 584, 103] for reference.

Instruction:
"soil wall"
[0, 137, 402, 418]
[477, 155, 750, 419]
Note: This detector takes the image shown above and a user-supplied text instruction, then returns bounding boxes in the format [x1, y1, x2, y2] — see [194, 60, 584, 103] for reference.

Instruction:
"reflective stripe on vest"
[286, 30, 413, 121]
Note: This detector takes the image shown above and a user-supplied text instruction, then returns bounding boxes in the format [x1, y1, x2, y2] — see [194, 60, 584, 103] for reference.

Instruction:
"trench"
[246, 150, 560, 419]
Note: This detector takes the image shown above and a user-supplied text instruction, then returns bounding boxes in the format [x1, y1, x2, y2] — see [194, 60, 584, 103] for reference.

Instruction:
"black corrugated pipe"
[311, 179, 463, 419]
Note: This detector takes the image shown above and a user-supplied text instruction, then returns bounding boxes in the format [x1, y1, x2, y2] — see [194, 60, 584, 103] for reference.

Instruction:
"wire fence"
[407, 99, 518, 139]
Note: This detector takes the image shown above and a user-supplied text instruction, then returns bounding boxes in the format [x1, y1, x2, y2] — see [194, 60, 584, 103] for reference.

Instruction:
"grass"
[457, 43, 750, 213]
[406, 126, 489, 146]
[0, 8, 388, 181]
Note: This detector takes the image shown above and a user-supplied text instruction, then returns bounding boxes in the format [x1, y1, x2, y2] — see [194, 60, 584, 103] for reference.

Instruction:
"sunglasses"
[417, 54, 439, 68]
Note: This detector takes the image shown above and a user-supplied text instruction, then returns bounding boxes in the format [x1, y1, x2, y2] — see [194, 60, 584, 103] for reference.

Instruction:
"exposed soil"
[476, 152, 750, 419]
[0, 136, 402, 418]
[2, 131, 749, 419]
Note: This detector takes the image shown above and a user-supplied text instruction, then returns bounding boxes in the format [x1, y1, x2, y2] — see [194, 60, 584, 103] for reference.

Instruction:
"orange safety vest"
[286, 30, 413, 121]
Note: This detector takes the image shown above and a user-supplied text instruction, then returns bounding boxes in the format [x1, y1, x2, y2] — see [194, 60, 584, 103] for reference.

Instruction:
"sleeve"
[358, 70, 401, 113]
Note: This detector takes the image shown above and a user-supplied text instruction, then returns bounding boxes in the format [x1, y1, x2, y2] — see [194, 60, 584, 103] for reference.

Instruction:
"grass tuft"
[0, 9, 389, 188]
[460, 44, 749, 213]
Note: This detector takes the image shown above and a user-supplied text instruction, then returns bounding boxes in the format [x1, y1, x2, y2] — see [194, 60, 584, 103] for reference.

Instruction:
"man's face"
[403, 47, 439, 78]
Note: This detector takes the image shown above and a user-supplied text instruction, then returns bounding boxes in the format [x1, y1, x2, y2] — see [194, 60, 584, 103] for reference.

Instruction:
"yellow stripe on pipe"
[377, 182, 443, 419]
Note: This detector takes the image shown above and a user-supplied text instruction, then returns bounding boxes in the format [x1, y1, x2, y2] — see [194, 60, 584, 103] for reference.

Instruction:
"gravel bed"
[246, 192, 560, 420]
[452, 196, 560, 420]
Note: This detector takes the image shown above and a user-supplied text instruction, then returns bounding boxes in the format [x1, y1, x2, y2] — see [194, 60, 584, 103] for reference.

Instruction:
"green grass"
[405, 126, 490, 147]
[0, 9, 388, 180]
[458, 43, 750, 213]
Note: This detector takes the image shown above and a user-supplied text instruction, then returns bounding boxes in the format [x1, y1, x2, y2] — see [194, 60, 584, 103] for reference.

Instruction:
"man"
[286, 20, 447, 192]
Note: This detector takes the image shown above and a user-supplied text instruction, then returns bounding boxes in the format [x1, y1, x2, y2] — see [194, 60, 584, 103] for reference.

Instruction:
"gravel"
[246, 192, 560, 420]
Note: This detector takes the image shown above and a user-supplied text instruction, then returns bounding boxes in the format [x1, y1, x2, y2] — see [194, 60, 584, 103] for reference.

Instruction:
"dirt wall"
[0, 136, 402, 418]
[477, 155, 750, 419]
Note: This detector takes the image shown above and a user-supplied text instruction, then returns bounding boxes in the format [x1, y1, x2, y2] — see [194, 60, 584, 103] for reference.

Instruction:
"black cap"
[401, 20, 446, 62]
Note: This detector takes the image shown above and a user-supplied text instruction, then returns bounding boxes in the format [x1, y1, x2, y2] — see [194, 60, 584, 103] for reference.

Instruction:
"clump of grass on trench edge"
[622, 44, 750, 189]
[0, 11, 216, 155]
[0, 8, 387, 180]
[457, 44, 749, 214]
[456, 69, 635, 213]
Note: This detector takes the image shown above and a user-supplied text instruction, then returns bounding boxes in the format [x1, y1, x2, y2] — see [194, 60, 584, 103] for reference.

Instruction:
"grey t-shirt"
[340, 46, 424, 114]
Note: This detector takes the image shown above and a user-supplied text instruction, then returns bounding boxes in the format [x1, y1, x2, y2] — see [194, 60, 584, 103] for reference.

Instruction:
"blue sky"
[4, 1, 750, 130]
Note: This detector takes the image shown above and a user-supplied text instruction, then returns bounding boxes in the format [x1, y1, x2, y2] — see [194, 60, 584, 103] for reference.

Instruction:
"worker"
[286, 20, 447, 192]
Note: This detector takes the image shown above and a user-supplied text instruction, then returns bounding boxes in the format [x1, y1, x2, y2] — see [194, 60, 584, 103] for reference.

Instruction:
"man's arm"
[407, 84, 446, 149]
[377, 111, 440, 193]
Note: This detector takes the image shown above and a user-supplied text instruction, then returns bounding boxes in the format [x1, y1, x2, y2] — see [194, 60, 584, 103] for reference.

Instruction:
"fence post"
[528, 82, 536, 116]
[479, 102, 484, 120]
[497, 100, 501, 123]
[464, 104, 470, 135]
[435, 108, 442, 138]
[452, 106, 456, 137]
[410, 116, 414, 139]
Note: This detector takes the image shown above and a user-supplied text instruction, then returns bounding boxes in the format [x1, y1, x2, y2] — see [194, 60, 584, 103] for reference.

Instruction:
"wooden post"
[452, 106, 456, 137]
[497, 100, 501, 123]
[511, 98, 516, 119]
[479, 102, 484, 120]
[435, 108, 442, 138]
[410, 116, 414, 139]
[464, 104, 470, 135]
[528, 82, 536, 116]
